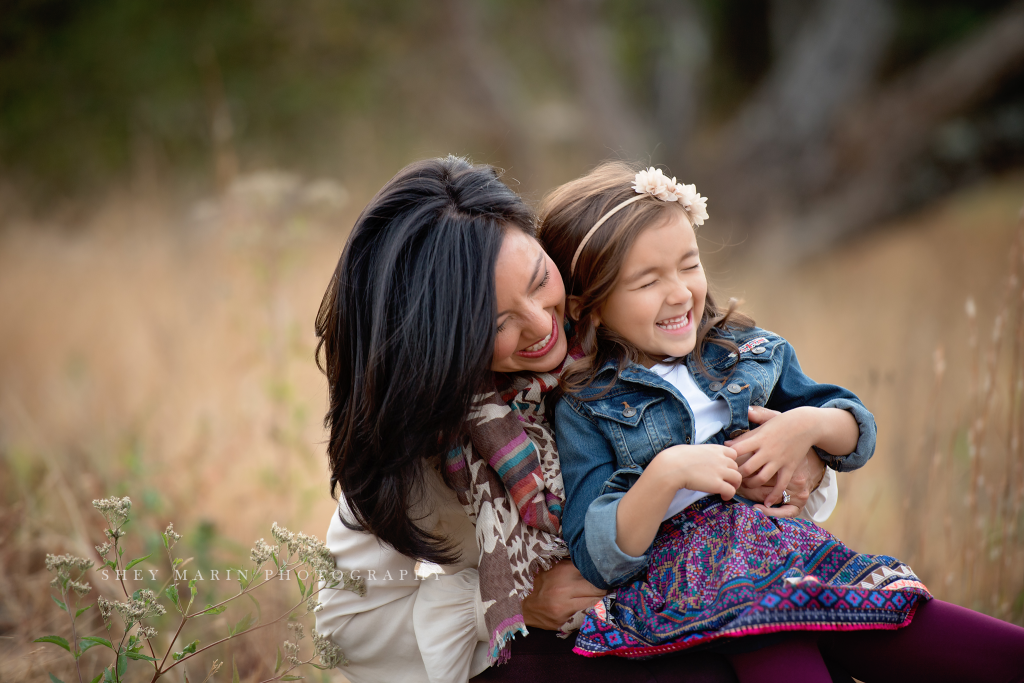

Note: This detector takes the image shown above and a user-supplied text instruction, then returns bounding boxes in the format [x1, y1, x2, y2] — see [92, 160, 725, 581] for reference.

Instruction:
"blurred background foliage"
[2, 0, 1023, 247]
[2, 1, 1024, 680]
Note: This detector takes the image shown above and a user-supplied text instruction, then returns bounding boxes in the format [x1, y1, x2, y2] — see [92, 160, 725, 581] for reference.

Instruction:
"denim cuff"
[815, 398, 876, 473]
[584, 494, 649, 587]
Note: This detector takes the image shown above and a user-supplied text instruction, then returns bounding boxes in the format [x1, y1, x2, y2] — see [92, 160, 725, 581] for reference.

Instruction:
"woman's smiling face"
[491, 229, 568, 373]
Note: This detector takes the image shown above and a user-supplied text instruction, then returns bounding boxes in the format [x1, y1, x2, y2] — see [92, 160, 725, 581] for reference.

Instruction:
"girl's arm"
[556, 397, 741, 586]
[614, 444, 742, 557]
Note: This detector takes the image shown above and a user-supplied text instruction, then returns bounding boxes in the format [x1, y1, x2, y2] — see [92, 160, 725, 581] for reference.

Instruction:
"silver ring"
[782, 490, 791, 505]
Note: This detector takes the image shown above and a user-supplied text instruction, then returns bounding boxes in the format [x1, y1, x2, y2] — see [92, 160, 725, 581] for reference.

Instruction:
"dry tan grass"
[1, 171, 1022, 680]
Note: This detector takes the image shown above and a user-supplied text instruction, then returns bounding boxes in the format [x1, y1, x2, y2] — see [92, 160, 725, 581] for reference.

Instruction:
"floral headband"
[569, 167, 709, 277]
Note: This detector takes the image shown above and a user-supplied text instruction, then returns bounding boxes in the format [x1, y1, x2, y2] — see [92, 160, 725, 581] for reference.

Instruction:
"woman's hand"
[521, 561, 607, 630]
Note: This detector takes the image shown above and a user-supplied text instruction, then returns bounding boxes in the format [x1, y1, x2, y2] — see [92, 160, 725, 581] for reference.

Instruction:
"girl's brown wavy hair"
[537, 161, 754, 397]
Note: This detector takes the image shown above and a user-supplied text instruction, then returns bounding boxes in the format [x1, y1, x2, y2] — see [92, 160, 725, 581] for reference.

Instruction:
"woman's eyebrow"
[527, 250, 544, 289]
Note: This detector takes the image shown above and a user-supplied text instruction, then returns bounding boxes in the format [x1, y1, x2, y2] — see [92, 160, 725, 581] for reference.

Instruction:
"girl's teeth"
[657, 313, 689, 330]
[524, 332, 552, 352]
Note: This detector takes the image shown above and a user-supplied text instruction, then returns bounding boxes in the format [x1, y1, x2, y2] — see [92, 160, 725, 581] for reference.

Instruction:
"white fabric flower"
[633, 167, 679, 202]
[674, 183, 709, 226]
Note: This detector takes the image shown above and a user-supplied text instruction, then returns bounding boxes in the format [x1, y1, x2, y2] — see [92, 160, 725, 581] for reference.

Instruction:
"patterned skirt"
[574, 496, 932, 658]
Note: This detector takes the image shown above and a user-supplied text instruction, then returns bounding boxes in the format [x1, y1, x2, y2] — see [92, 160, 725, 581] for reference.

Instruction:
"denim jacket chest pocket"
[709, 341, 785, 408]
[587, 393, 688, 469]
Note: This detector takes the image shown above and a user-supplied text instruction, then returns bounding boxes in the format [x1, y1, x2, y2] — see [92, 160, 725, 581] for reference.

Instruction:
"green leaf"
[246, 592, 262, 621]
[89, 671, 103, 683]
[124, 553, 152, 571]
[33, 635, 70, 652]
[118, 546, 124, 556]
[281, 677, 305, 681]
[117, 652, 127, 678]
[173, 557, 183, 567]
[166, 584, 180, 607]
[196, 603, 227, 616]
[48, 673, 65, 683]
[81, 636, 113, 648]
[296, 574, 306, 598]
[231, 658, 240, 683]
[80, 640, 106, 655]
[162, 533, 169, 549]
[172, 639, 199, 661]
[75, 604, 92, 618]
[125, 652, 158, 661]
[51, 595, 68, 612]
[102, 666, 115, 683]
[274, 646, 283, 673]
[228, 612, 254, 636]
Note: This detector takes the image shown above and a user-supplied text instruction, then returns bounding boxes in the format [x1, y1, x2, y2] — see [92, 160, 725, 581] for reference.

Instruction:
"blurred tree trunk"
[444, 0, 537, 179]
[713, 0, 895, 217]
[651, 0, 710, 174]
[773, 0, 1024, 258]
[546, 0, 648, 159]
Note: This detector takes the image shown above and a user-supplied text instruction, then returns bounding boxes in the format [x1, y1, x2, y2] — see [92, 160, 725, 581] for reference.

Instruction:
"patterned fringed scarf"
[444, 356, 577, 665]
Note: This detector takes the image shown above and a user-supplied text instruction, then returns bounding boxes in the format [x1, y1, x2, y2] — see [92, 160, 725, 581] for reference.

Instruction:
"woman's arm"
[316, 497, 491, 683]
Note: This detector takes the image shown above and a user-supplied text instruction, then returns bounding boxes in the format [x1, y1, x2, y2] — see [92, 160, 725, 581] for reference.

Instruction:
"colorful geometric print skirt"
[574, 496, 932, 658]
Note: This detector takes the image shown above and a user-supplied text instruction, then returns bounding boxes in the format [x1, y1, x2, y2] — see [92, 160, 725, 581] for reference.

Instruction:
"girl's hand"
[521, 561, 607, 630]
[655, 444, 743, 500]
[738, 448, 827, 517]
[725, 406, 819, 506]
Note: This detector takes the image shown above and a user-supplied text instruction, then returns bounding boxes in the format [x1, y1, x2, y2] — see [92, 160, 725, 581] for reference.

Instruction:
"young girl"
[538, 162, 1024, 682]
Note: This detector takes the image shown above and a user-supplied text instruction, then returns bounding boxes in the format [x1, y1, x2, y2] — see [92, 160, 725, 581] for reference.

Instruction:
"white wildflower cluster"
[164, 523, 181, 548]
[95, 541, 112, 558]
[45, 553, 94, 593]
[92, 496, 132, 529]
[45, 553, 94, 576]
[250, 538, 274, 566]
[111, 588, 166, 626]
[283, 639, 302, 665]
[306, 595, 322, 613]
[286, 621, 305, 641]
[137, 625, 158, 640]
[312, 629, 346, 668]
[97, 596, 114, 621]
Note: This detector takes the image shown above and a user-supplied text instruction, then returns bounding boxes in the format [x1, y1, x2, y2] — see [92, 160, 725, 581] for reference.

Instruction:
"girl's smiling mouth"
[656, 310, 691, 333]
[516, 316, 559, 358]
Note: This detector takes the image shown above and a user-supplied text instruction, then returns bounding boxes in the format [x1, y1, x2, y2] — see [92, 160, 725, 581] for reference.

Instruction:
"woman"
[313, 157, 842, 683]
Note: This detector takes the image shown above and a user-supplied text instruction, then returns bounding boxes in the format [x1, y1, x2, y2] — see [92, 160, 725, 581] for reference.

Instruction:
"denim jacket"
[553, 326, 877, 590]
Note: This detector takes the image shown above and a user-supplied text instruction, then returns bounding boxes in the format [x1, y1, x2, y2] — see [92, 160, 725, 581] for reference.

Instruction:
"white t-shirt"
[650, 360, 838, 522]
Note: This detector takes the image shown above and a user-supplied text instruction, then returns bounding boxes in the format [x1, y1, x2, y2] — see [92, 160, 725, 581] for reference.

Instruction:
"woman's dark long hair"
[315, 156, 536, 564]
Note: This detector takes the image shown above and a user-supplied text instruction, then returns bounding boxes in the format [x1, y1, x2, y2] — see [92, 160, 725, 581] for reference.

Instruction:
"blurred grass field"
[1, 170, 1022, 680]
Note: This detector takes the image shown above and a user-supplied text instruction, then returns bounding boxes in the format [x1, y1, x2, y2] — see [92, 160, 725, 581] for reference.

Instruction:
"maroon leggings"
[471, 600, 1024, 683]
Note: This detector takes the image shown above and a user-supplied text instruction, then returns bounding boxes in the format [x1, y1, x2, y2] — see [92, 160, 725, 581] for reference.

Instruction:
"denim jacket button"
[729, 429, 748, 439]
[709, 382, 723, 391]
[621, 402, 637, 418]
[752, 346, 767, 354]
[727, 383, 743, 394]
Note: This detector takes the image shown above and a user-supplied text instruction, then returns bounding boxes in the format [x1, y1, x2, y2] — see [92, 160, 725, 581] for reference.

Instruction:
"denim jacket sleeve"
[554, 396, 649, 590]
[764, 341, 877, 472]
